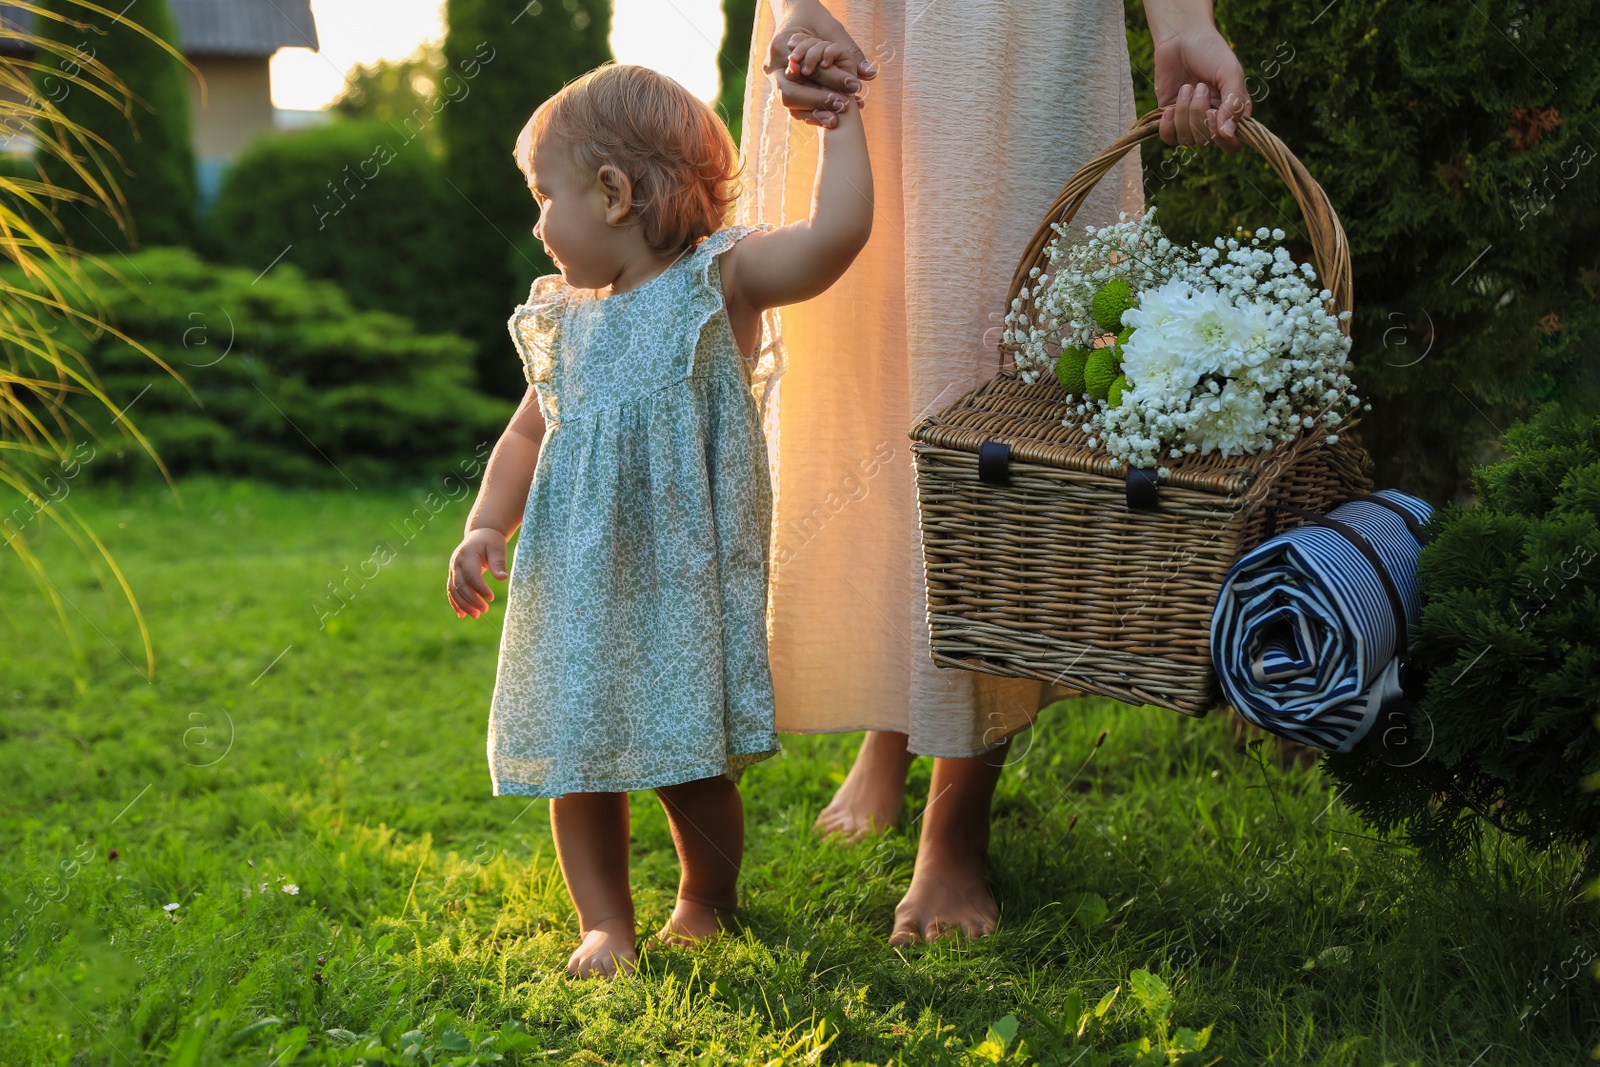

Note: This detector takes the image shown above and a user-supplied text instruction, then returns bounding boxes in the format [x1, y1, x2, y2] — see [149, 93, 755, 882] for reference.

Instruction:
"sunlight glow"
[269, 0, 726, 113]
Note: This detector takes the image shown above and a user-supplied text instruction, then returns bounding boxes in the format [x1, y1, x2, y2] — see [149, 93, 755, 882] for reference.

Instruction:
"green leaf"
[436, 1027, 472, 1051]
[1129, 969, 1174, 1026]
[1316, 945, 1353, 968]
[1069, 892, 1110, 932]
[985, 1014, 1019, 1051]
[1094, 985, 1121, 1020]
[227, 1017, 281, 1046]
[1057, 989, 1083, 1038]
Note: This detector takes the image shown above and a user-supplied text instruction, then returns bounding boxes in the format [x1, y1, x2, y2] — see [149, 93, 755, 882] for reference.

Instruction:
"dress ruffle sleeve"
[507, 274, 570, 422]
[683, 225, 770, 342]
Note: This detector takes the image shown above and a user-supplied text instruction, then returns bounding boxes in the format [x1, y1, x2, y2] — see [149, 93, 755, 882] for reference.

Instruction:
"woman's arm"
[1143, 0, 1250, 151]
[722, 95, 872, 329]
[447, 387, 546, 618]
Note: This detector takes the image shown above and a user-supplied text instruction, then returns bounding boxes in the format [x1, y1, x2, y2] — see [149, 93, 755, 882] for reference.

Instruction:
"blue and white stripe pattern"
[1210, 490, 1433, 752]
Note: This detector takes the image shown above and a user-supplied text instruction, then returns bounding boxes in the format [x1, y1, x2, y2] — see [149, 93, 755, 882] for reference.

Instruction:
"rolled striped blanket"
[1210, 489, 1433, 752]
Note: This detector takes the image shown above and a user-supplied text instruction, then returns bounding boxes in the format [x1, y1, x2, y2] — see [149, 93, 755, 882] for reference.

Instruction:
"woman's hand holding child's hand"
[763, 0, 876, 130]
[448, 528, 509, 619]
[785, 33, 864, 120]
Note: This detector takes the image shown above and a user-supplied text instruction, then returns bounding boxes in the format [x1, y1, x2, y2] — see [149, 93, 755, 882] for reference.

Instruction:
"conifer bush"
[2, 248, 512, 487]
[32, 0, 196, 250]
[205, 120, 458, 341]
[1324, 411, 1600, 864]
[441, 0, 612, 397]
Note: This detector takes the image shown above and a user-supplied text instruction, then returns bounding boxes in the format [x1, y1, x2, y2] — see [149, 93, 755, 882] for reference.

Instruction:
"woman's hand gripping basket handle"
[1002, 108, 1354, 355]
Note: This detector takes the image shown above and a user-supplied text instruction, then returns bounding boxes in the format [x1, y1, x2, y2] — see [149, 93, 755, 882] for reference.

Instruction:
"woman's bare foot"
[648, 897, 732, 949]
[567, 918, 638, 978]
[886, 741, 1010, 945]
[888, 848, 998, 944]
[815, 730, 914, 842]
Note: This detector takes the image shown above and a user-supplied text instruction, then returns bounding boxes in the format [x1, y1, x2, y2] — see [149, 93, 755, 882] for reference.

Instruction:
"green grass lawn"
[2, 478, 1597, 1066]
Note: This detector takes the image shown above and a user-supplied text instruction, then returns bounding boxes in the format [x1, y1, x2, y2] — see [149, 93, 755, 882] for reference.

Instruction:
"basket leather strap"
[1342, 493, 1427, 545]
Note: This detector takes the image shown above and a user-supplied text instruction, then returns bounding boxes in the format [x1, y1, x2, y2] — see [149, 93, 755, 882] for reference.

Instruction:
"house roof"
[0, 0, 319, 57]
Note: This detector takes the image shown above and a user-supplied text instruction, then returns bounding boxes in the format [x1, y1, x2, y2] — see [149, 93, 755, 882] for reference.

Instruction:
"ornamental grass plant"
[0, 0, 199, 676]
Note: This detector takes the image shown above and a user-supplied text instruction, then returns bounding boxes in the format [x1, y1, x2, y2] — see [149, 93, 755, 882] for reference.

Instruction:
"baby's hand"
[447, 528, 508, 619]
[787, 33, 864, 115]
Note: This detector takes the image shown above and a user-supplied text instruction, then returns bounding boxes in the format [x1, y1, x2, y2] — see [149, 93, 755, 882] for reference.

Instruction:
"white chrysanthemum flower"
[1002, 211, 1358, 469]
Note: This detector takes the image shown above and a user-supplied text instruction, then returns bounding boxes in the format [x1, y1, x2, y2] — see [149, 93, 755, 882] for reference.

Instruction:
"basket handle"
[1005, 108, 1353, 336]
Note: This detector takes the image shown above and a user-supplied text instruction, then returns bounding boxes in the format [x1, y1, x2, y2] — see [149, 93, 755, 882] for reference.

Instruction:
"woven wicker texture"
[911, 109, 1371, 716]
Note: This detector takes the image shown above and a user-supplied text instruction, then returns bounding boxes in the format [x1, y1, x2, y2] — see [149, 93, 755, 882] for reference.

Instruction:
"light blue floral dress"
[487, 225, 778, 798]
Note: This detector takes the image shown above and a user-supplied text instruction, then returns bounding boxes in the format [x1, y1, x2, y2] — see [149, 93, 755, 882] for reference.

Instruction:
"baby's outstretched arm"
[722, 52, 871, 341]
[447, 388, 545, 619]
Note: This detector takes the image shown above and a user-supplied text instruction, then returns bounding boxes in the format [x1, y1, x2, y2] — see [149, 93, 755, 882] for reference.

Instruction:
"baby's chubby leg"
[652, 774, 745, 946]
[549, 791, 637, 977]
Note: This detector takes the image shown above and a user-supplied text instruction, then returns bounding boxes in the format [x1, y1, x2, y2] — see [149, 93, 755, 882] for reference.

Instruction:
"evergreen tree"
[717, 0, 757, 146]
[1125, 0, 1600, 501]
[441, 0, 612, 398]
[33, 0, 196, 251]
[331, 41, 448, 156]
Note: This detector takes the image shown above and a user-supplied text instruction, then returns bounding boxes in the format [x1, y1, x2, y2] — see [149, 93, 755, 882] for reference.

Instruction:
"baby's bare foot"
[567, 918, 638, 978]
[888, 851, 998, 945]
[649, 898, 731, 949]
[815, 733, 912, 842]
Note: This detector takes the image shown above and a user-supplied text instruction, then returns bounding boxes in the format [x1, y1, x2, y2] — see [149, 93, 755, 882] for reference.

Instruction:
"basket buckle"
[978, 440, 1011, 486]
[1125, 466, 1160, 510]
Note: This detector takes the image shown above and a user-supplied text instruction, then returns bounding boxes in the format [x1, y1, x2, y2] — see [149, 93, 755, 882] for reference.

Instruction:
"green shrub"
[204, 120, 458, 342]
[441, 0, 612, 397]
[3, 247, 512, 487]
[33, 0, 195, 250]
[1324, 411, 1600, 865]
[1125, 0, 1600, 501]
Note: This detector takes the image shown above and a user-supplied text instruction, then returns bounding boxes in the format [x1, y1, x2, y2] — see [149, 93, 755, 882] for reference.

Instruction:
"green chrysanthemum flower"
[1084, 348, 1119, 401]
[1108, 373, 1128, 407]
[1092, 279, 1136, 333]
[1055, 346, 1090, 394]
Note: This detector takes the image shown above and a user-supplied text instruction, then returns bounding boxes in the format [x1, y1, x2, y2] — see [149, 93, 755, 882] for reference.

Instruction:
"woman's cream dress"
[736, 0, 1143, 757]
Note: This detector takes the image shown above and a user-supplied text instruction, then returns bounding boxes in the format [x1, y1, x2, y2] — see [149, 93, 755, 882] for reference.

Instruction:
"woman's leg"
[653, 774, 746, 944]
[549, 791, 637, 977]
[814, 729, 916, 841]
[889, 736, 1012, 945]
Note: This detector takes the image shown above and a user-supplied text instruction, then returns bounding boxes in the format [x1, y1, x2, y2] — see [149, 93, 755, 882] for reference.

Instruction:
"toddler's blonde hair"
[518, 64, 739, 254]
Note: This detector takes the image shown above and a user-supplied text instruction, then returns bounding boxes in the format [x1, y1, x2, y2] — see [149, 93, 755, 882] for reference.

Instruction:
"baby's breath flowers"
[1005, 211, 1358, 472]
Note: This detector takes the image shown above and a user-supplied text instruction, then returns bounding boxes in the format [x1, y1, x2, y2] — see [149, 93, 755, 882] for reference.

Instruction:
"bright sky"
[269, 0, 727, 111]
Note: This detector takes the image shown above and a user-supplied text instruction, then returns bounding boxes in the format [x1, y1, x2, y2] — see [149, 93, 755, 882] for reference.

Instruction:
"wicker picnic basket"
[911, 109, 1373, 717]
